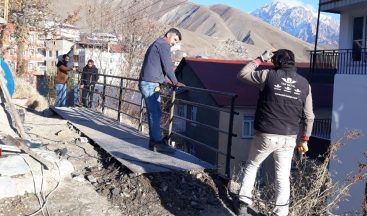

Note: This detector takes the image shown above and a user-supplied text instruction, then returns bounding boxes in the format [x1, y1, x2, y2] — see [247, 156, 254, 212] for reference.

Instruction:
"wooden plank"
[0, 68, 26, 137]
[1, 136, 52, 169]
[52, 107, 214, 173]
[0, 144, 21, 153]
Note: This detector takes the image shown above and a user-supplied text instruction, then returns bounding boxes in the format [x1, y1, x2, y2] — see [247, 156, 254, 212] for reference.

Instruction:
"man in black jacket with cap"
[236, 49, 315, 216]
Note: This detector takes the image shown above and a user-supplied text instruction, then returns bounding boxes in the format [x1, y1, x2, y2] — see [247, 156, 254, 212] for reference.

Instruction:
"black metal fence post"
[168, 87, 176, 145]
[102, 75, 106, 114]
[138, 97, 144, 132]
[225, 95, 237, 178]
[77, 71, 81, 105]
[117, 77, 124, 121]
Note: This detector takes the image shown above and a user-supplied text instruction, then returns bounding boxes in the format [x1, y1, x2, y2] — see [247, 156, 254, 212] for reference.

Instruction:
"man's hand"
[176, 82, 185, 87]
[297, 142, 309, 155]
[166, 79, 173, 86]
[260, 50, 274, 62]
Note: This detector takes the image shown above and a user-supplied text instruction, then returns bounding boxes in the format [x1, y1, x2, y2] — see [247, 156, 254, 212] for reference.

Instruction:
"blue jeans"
[73, 84, 79, 106]
[55, 83, 67, 107]
[139, 81, 161, 142]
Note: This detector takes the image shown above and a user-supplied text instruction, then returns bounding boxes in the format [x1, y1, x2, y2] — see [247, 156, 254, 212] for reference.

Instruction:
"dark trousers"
[82, 85, 94, 108]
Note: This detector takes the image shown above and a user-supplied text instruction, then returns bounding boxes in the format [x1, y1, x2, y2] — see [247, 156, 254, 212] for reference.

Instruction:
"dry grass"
[12, 77, 49, 112]
[230, 130, 366, 216]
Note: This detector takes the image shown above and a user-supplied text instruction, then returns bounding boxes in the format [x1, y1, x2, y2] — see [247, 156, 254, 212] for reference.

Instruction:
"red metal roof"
[178, 57, 333, 108]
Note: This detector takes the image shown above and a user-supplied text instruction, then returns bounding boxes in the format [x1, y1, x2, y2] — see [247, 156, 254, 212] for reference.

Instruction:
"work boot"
[148, 139, 175, 154]
[237, 201, 251, 216]
[154, 142, 175, 154]
[148, 139, 155, 150]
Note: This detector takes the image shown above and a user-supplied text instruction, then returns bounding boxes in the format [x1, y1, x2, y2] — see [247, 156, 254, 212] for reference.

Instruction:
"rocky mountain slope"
[50, 0, 321, 62]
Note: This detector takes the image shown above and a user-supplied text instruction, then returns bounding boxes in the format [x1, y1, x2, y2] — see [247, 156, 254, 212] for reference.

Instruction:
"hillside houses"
[1, 23, 126, 93]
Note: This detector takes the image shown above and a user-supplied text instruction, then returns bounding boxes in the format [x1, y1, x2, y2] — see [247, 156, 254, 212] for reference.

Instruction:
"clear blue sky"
[191, 0, 320, 13]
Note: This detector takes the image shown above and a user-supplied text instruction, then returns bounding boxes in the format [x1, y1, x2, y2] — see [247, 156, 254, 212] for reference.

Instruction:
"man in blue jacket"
[139, 28, 185, 154]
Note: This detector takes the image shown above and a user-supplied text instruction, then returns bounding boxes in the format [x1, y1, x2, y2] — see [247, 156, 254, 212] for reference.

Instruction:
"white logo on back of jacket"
[274, 84, 281, 90]
[272, 77, 300, 100]
[294, 89, 301, 95]
[282, 78, 297, 84]
[284, 87, 292, 92]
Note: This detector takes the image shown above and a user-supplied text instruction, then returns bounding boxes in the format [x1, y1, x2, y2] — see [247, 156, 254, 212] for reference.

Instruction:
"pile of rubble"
[82, 152, 235, 216]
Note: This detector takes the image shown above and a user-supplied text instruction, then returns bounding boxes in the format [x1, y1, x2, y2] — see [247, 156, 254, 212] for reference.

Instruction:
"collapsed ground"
[0, 109, 236, 216]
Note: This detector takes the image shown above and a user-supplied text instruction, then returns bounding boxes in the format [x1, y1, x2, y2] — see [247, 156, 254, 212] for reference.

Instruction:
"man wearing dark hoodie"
[81, 59, 98, 108]
[236, 49, 314, 216]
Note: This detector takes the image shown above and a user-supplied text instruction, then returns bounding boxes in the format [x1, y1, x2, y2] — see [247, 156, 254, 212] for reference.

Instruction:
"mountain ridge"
[251, 0, 339, 45]
[50, 0, 327, 62]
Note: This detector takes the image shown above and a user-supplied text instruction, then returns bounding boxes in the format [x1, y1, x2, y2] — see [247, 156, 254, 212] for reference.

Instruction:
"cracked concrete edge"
[0, 151, 74, 199]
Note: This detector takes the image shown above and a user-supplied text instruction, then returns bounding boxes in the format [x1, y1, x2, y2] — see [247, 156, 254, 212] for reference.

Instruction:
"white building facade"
[316, 0, 367, 214]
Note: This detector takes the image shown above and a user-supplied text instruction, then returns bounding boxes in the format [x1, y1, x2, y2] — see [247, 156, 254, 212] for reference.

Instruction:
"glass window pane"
[352, 17, 363, 61]
[365, 15, 367, 62]
[243, 122, 250, 136]
[243, 115, 254, 137]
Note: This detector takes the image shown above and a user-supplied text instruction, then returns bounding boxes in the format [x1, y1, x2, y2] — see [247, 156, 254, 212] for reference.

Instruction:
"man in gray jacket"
[236, 49, 314, 216]
[139, 28, 184, 154]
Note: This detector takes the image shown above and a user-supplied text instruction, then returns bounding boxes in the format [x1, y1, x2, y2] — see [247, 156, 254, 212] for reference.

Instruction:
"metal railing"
[311, 119, 331, 140]
[72, 71, 238, 178]
[310, 49, 367, 75]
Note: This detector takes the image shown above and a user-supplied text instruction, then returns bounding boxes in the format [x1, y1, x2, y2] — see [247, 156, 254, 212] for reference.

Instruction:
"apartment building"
[312, 0, 367, 213]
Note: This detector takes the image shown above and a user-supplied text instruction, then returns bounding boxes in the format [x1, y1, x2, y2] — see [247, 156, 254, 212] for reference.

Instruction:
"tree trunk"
[15, 16, 27, 76]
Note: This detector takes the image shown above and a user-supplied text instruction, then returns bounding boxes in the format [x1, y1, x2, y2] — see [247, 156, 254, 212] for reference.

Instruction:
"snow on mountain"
[251, 0, 339, 45]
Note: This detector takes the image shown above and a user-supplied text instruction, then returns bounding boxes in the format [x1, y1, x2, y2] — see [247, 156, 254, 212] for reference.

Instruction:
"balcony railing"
[319, 0, 342, 5]
[319, 0, 367, 13]
[310, 49, 367, 75]
[311, 119, 331, 140]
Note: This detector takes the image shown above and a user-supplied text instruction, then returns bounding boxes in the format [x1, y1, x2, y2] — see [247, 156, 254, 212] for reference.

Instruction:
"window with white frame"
[174, 104, 187, 132]
[9, 34, 15, 41]
[190, 106, 197, 126]
[29, 49, 34, 56]
[9, 48, 15, 56]
[28, 63, 33, 70]
[352, 16, 367, 61]
[178, 105, 187, 117]
[29, 34, 36, 42]
[242, 115, 254, 138]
